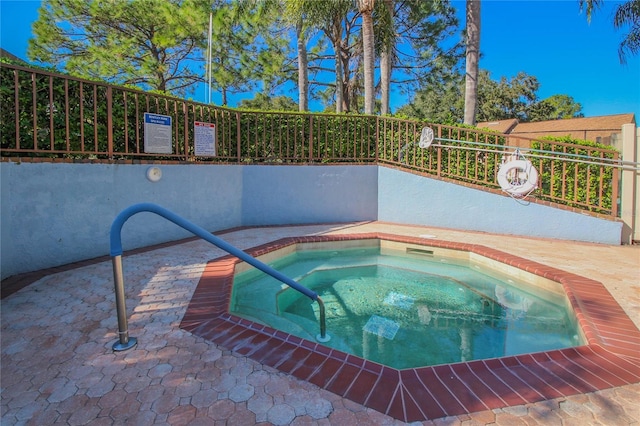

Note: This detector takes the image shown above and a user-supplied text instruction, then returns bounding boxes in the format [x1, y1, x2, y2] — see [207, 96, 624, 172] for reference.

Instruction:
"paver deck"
[2, 222, 639, 425]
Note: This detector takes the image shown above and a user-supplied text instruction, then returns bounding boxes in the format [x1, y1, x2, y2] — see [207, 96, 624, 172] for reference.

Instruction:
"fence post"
[375, 116, 379, 162]
[620, 123, 638, 244]
[236, 111, 241, 162]
[309, 115, 314, 162]
[13, 69, 20, 148]
[624, 123, 640, 244]
[32, 72, 37, 150]
[183, 101, 190, 160]
[436, 125, 442, 177]
[107, 86, 113, 159]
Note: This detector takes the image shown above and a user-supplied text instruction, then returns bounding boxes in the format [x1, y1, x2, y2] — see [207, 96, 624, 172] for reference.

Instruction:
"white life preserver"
[497, 159, 538, 197]
[418, 127, 434, 148]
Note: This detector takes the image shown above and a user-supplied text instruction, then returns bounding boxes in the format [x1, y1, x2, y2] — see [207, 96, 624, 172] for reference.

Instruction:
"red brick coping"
[180, 233, 640, 422]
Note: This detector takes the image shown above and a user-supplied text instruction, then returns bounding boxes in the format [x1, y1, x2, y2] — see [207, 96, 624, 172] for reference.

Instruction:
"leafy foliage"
[531, 135, 616, 213]
[397, 70, 584, 123]
[28, 0, 288, 100]
[280, 0, 461, 113]
[579, 0, 640, 64]
[237, 93, 298, 111]
[528, 95, 584, 121]
[29, 0, 208, 95]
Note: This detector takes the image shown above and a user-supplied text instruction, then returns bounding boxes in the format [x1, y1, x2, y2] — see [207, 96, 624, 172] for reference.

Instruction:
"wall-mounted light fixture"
[146, 166, 162, 182]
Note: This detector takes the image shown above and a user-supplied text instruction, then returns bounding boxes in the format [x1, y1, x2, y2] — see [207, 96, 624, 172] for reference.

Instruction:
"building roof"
[476, 119, 519, 134]
[510, 113, 635, 136]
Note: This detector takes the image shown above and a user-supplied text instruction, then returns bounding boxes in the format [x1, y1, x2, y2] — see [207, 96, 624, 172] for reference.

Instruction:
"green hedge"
[531, 136, 616, 214]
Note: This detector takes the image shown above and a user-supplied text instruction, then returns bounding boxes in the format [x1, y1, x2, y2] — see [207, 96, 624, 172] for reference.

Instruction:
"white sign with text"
[194, 121, 216, 156]
[144, 113, 172, 154]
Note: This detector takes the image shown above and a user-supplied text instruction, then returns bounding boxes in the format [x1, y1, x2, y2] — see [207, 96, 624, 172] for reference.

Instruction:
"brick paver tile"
[151, 392, 180, 415]
[227, 402, 257, 425]
[167, 404, 197, 424]
[229, 383, 255, 402]
[207, 398, 237, 420]
[303, 395, 333, 419]
[267, 403, 296, 425]
[67, 404, 102, 426]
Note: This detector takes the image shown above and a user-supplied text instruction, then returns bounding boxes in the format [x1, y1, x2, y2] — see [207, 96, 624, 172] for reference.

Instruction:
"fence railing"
[0, 62, 620, 216]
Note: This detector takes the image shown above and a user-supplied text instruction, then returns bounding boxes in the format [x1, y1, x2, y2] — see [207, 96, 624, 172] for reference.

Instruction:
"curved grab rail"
[109, 202, 327, 351]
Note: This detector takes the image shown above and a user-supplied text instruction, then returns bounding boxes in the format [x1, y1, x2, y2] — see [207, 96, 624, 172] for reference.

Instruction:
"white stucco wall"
[1, 161, 622, 280]
[377, 166, 622, 244]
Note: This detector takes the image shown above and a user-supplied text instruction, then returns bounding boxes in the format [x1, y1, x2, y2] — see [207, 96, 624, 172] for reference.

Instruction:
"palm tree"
[275, 1, 312, 111]
[613, 0, 640, 63]
[579, 0, 603, 18]
[579, 0, 640, 64]
[463, 0, 480, 125]
[380, 0, 394, 115]
[295, 19, 309, 111]
[286, 0, 352, 113]
[357, 0, 376, 114]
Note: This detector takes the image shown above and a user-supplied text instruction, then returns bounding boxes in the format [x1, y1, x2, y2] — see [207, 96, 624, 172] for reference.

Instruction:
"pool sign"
[144, 113, 172, 154]
[194, 121, 216, 156]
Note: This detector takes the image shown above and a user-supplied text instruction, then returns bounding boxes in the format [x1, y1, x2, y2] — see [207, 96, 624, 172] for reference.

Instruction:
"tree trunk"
[358, 0, 375, 114]
[341, 45, 352, 112]
[332, 19, 344, 113]
[464, 0, 481, 125]
[380, 0, 394, 115]
[296, 20, 309, 112]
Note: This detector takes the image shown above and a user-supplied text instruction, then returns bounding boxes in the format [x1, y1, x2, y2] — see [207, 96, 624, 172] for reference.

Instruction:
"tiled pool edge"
[180, 233, 640, 422]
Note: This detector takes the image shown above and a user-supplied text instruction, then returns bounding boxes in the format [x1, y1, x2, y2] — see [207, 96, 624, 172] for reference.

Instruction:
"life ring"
[497, 159, 538, 197]
[418, 127, 434, 148]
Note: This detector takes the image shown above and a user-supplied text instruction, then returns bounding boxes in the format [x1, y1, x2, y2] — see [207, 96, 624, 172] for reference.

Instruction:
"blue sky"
[1, 0, 638, 120]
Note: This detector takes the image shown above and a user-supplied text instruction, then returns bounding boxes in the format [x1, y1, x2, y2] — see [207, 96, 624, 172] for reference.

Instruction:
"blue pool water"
[231, 247, 582, 369]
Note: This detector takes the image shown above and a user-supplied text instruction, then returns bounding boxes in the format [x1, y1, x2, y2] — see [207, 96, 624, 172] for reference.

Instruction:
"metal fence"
[0, 62, 620, 216]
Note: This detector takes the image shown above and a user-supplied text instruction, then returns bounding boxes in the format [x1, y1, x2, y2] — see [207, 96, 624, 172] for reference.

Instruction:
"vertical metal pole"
[106, 86, 113, 159]
[308, 115, 314, 162]
[236, 111, 241, 161]
[375, 116, 379, 162]
[13, 69, 20, 148]
[315, 297, 330, 343]
[620, 123, 638, 242]
[183, 101, 190, 160]
[32, 72, 37, 150]
[112, 255, 137, 351]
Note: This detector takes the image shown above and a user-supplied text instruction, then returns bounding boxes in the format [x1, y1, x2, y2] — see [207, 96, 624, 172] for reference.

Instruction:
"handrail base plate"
[112, 337, 137, 351]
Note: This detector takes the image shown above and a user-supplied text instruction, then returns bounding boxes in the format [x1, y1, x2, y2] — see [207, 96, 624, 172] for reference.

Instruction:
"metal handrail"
[431, 138, 638, 170]
[109, 202, 328, 351]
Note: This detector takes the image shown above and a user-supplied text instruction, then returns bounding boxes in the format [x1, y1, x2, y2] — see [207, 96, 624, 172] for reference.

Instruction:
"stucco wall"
[241, 165, 378, 225]
[0, 162, 379, 280]
[377, 166, 622, 244]
[1, 162, 244, 279]
[1, 161, 622, 280]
